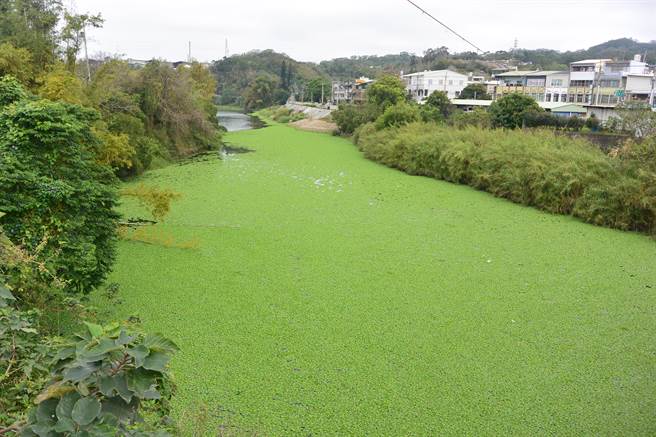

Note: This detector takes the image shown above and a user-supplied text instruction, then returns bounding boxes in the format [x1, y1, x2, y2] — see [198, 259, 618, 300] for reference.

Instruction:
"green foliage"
[522, 111, 584, 131]
[60, 12, 104, 73]
[0, 0, 62, 72]
[211, 50, 324, 105]
[585, 113, 600, 131]
[605, 102, 656, 138]
[356, 122, 656, 234]
[489, 93, 542, 128]
[332, 103, 379, 135]
[0, 286, 54, 428]
[375, 101, 420, 129]
[0, 75, 29, 107]
[366, 74, 406, 110]
[0, 43, 34, 84]
[243, 75, 278, 112]
[303, 78, 330, 103]
[449, 108, 491, 129]
[424, 90, 453, 118]
[37, 63, 87, 105]
[20, 321, 178, 436]
[458, 83, 491, 100]
[0, 97, 119, 293]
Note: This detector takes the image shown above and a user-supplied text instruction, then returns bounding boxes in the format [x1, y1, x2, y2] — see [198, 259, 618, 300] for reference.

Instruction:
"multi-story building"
[494, 70, 569, 102]
[331, 77, 373, 105]
[403, 70, 469, 101]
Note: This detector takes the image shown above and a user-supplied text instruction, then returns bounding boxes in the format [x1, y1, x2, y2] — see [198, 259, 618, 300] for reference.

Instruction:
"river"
[217, 111, 260, 132]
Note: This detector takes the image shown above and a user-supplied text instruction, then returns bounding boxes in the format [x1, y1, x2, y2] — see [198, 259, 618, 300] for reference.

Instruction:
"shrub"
[355, 123, 656, 234]
[425, 91, 453, 118]
[366, 75, 406, 110]
[0, 75, 28, 107]
[375, 102, 420, 129]
[332, 103, 380, 134]
[489, 93, 542, 129]
[449, 108, 491, 129]
[0, 99, 119, 293]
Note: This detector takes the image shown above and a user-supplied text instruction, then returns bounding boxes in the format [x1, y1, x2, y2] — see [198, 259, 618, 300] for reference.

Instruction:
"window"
[553, 94, 559, 102]
[428, 79, 433, 86]
[551, 79, 563, 86]
[568, 94, 575, 102]
[599, 80, 620, 87]
[455, 91, 460, 97]
[576, 94, 584, 103]
[561, 94, 567, 102]
[570, 80, 592, 87]
[448, 80, 453, 85]
[459, 80, 464, 85]
[546, 93, 552, 102]
[439, 80, 443, 85]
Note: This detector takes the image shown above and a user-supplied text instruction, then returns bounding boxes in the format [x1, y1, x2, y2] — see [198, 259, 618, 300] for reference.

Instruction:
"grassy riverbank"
[103, 121, 656, 435]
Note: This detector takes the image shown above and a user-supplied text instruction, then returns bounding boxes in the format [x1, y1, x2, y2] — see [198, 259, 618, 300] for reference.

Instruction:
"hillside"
[211, 49, 327, 105]
[212, 38, 655, 106]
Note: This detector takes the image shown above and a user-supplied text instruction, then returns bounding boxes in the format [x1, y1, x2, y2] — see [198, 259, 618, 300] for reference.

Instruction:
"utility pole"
[188, 41, 192, 62]
[321, 82, 324, 105]
[225, 38, 229, 59]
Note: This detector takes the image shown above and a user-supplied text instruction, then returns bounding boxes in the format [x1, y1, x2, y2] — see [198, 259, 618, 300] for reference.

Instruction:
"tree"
[332, 103, 379, 134]
[375, 101, 420, 129]
[366, 74, 406, 110]
[60, 12, 104, 79]
[489, 93, 542, 128]
[459, 83, 491, 100]
[243, 75, 278, 111]
[0, 0, 62, 73]
[605, 102, 656, 138]
[0, 90, 119, 293]
[425, 90, 454, 118]
[0, 42, 33, 84]
[37, 62, 87, 104]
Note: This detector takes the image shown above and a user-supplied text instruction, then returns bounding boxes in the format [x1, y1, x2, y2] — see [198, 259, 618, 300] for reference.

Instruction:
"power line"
[404, 0, 485, 54]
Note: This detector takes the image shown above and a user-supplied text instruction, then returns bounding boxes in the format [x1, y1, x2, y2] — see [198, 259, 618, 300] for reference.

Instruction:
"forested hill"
[211, 49, 327, 106]
[213, 39, 654, 107]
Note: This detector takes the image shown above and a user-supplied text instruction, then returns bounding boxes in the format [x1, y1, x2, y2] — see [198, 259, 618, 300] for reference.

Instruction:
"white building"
[403, 70, 469, 101]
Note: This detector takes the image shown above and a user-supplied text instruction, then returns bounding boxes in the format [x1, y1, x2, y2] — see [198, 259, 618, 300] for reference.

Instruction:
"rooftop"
[570, 59, 613, 65]
[403, 69, 468, 77]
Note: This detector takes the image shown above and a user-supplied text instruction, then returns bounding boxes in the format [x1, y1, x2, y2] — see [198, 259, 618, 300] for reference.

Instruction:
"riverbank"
[103, 122, 656, 435]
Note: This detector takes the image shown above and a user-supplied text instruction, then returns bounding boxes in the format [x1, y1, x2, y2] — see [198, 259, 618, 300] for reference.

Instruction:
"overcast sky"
[72, 0, 655, 63]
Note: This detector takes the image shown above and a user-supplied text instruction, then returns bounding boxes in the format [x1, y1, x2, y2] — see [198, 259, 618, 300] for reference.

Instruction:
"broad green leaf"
[54, 417, 76, 433]
[86, 337, 120, 355]
[142, 351, 170, 372]
[127, 345, 149, 367]
[54, 346, 76, 362]
[112, 373, 133, 403]
[64, 363, 97, 382]
[98, 375, 115, 397]
[127, 368, 158, 396]
[83, 321, 103, 338]
[100, 396, 138, 422]
[35, 398, 58, 424]
[71, 397, 101, 426]
[116, 329, 135, 346]
[143, 333, 179, 353]
[56, 392, 81, 420]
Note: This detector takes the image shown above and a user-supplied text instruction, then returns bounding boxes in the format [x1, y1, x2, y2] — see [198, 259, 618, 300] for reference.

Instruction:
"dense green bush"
[332, 103, 380, 134]
[356, 123, 656, 234]
[375, 101, 420, 129]
[489, 93, 542, 128]
[0, 98, 119, 293]
[449, 108, 491, 129]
